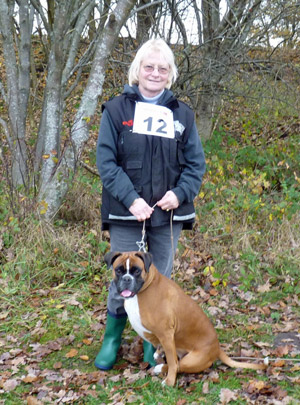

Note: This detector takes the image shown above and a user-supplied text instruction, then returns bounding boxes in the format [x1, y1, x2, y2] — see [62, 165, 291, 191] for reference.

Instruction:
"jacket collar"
[123, 84, 179, 110]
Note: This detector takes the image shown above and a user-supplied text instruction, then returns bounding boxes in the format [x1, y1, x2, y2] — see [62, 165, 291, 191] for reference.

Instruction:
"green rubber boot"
[143, 340, 156, 367]
[94, 313, 127, 370]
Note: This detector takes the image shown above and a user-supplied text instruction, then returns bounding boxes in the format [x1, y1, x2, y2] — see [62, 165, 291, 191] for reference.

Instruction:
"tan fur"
[112, 253, 266, 387]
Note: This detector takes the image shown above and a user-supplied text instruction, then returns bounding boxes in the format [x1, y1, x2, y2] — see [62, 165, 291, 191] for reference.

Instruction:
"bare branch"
[0, 117, 13, 150]
[30, 0, 51, 34]
[0, 81, 7, 103]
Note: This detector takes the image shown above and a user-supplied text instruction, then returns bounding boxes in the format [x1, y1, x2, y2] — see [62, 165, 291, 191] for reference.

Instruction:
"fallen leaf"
[202, 380, 210, 394]
[82, 338, 93, 345]
[273, 360, 286, 367]
[176, 400, 187, 405]
[27, 396, 43, 405]
[3, 378, 19, 391]
[257, 280, 271, 293]
[208, 370, 219, 383]
[220, 388, 237, 404]
[274, 345, 291, 357]
[65, 348, 78, 358]
[23, 375, 39, 383]
[0, 312, 9, 320]
[209, 288, 218, 296]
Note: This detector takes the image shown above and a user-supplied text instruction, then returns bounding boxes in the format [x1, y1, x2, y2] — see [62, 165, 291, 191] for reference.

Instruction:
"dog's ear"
[135, 251, 153, 272]
[104, 251, 122, 267]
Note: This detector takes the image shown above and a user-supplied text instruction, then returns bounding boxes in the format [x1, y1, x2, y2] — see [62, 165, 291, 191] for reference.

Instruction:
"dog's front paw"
[162, 377, 175, 387]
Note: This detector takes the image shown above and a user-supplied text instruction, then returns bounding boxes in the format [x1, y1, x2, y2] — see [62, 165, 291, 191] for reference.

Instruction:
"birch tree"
[1, 0, 299, 220]
[0, 0, 33, 187]
[0, 0, 137, 219]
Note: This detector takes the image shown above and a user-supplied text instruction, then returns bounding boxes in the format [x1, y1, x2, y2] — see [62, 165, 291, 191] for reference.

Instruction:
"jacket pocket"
[126, 160, 143, 184]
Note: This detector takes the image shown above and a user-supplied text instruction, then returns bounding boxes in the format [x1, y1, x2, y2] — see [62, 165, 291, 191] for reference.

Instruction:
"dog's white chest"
[124, 295, 150, 339]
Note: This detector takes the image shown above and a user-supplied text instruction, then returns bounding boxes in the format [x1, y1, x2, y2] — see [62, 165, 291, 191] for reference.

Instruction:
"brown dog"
[105, 251, 266, 387]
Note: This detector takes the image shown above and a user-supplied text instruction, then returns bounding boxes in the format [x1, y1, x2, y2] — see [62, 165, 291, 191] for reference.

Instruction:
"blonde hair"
[128, 38, 178, 89]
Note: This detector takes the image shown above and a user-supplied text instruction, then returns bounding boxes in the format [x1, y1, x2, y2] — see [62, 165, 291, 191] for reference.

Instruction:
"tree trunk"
[0, 0, 32, 187]
[136, 0, 159, 43]
[196, 90, 221, 141]
[38, 0, 137, 220]
[193, 0, 262, 140]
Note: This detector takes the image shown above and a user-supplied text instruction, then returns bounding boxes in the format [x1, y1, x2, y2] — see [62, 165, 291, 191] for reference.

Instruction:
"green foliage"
[188, 96, 300, 301]
[201, 130, 299, 224]
[0, 85, 299, 404]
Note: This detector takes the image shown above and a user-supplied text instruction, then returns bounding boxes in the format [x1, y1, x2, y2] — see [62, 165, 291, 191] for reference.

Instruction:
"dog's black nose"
[122, 275, 132, 283]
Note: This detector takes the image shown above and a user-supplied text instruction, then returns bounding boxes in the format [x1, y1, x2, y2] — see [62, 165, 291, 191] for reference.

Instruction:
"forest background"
[0, 0, 299, 404]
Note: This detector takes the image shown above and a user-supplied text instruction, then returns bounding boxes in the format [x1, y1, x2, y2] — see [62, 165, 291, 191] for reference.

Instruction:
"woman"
[95, 38, 206, 370]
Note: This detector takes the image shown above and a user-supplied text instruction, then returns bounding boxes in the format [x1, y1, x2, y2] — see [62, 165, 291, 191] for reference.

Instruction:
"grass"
[0, 96, 300, 403]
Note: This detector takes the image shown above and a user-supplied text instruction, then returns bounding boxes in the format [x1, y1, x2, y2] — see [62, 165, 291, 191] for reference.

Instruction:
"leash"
[136, 202, 158, 253]
[136, 203, 175, 278]
[231, 356, 300, 364]
[136, 204, 175, 275]
[169, 209, 175, 276]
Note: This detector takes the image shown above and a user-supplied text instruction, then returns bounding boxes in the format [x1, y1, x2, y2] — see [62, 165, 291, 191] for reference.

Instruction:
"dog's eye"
[131, 266, 141, 276]
[115, 266, 124, 275]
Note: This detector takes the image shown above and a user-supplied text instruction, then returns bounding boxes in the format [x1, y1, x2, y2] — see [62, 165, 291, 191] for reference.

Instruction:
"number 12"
[144, 116, 167, 134]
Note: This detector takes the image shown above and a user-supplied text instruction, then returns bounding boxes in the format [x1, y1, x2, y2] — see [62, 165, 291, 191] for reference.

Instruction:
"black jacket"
[97, 85, 206, 230]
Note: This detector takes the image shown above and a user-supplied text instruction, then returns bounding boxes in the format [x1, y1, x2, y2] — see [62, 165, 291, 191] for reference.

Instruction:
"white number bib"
[133, 102, 175, 139]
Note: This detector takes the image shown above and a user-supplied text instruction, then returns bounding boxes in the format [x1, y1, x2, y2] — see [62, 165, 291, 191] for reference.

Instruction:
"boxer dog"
[105, 251, 266, 387]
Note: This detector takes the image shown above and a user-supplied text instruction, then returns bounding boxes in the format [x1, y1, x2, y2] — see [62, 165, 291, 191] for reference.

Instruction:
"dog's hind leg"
[178, 350, 213, 374]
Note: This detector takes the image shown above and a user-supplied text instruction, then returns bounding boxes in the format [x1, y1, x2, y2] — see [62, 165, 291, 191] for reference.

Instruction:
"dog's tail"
[219, 349, 267, 370]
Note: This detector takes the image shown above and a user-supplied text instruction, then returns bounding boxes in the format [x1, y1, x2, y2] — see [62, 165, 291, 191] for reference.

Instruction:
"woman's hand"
[157, 191, 179, 211]
[129, 198, 154, 221]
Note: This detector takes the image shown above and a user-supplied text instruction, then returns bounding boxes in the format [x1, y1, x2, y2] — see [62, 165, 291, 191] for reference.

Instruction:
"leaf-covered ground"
[1, 62, 299, 403]
[1, 251, 299, 404]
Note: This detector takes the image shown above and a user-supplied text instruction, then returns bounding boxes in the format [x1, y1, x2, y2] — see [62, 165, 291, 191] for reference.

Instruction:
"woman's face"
[138, 52, 170, 98]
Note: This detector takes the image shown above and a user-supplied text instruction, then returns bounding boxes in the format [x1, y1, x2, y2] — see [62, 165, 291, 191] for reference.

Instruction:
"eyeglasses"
[142, 65, 169, 75]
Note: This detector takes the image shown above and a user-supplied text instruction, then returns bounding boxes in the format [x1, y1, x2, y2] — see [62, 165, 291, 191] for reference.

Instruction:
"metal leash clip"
[136, 225, 147, 252]
[136, 238, 146, 252]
